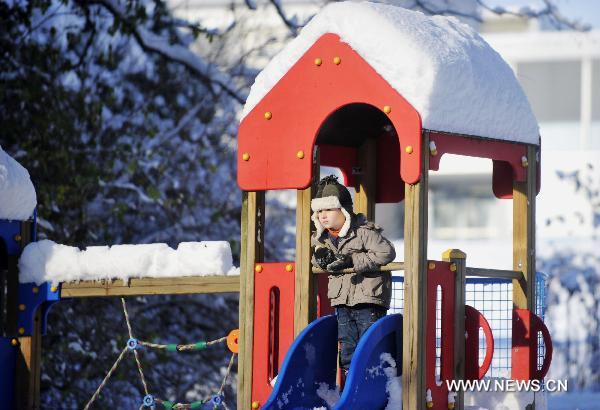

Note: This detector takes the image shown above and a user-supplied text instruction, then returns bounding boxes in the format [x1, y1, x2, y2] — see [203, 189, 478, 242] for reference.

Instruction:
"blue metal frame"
[0, 219, 23, 257]
[17, 282, 61, 336]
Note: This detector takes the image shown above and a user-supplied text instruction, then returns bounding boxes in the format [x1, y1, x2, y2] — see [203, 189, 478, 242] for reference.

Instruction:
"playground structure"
[1, 4, 555, 410]
[234, 12, 552, 409]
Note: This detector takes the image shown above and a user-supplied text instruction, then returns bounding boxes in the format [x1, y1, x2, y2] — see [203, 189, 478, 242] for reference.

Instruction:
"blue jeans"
[336, 304, 387, 371]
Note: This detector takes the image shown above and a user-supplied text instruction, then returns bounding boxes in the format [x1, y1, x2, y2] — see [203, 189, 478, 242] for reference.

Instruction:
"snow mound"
[242, 1, 538, 144]
[0, 145, 37, 221]
[18, 240, 238, 284]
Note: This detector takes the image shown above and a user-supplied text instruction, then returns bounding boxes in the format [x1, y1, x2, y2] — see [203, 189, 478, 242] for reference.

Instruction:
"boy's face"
[318, 208, 346, 230]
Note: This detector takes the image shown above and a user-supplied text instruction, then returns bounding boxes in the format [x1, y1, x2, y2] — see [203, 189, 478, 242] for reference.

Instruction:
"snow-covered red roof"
[0, 145, 37, 221]
[242, 1, 539, 145]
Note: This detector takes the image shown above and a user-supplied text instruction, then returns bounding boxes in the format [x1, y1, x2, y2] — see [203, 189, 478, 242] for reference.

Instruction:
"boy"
[310, 175, 396, 376]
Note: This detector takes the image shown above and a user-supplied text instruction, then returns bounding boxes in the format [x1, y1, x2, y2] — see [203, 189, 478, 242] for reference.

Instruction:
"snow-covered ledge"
[19, 240, 239, 286]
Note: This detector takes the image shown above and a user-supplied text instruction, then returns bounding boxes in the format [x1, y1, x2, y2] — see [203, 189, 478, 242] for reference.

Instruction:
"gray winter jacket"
[311, 214, 396, 308]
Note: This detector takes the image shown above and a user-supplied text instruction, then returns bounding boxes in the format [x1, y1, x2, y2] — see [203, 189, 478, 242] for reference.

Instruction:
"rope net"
[84, 298, 237, 410]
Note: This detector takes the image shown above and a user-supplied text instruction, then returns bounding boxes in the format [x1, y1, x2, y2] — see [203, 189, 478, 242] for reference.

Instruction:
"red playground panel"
[252, 263, 296, 407]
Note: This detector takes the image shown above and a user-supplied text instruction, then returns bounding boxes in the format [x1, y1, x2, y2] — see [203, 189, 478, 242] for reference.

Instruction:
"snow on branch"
[86, 0, 247, 104]
[477, 0, 591, 31]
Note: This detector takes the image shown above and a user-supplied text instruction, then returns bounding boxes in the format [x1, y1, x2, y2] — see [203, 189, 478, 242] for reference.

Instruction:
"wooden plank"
[312, 261, 405, 274]
[237, 191, 265, 410]
[512, 145, 537, 312]
[60, 276, 240, 298]
[294, 149, 319, 336]
[466, 268, 524, 281]
[354, 137, 377, 219]
[402, 131, 429, 410]
[443, 249, 466, 410]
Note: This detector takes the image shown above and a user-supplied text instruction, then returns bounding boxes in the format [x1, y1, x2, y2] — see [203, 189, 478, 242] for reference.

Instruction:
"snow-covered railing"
[18, 240, 241, 297]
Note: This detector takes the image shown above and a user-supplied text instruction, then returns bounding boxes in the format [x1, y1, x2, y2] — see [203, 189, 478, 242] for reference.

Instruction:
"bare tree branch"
[477, 0, 591, 31]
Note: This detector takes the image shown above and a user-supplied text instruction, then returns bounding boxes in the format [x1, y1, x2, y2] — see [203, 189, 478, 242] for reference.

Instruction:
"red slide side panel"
[426, 261, 455, 409]
[251, 263, 295, 407]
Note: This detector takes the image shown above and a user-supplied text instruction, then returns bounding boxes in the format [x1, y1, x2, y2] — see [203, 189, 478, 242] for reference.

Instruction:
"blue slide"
[263, 313, 403, 410]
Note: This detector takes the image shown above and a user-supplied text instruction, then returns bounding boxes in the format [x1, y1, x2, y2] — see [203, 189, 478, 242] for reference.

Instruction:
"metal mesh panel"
[389, 272, 548, 379]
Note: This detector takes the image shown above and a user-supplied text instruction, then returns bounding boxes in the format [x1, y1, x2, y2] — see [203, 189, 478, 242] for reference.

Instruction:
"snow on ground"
[18, 239, 239, 285]
[464, 380, 545, 409]
[0, 145, 36, 221]
[242, 1, 538, 144]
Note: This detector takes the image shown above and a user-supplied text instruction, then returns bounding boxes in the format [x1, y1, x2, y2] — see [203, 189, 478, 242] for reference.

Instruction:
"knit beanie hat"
[311, 175, 353, 238]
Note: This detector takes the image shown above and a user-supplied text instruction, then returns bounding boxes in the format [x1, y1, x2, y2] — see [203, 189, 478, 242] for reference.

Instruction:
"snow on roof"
[242, 1, 539, 145]
[0, 145, 37, 221]
[18, 240, 239, 285]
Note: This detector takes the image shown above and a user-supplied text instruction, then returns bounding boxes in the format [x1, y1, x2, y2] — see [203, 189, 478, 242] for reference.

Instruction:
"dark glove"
[314, 246, 336, 270]
[326, 254, 353, 272]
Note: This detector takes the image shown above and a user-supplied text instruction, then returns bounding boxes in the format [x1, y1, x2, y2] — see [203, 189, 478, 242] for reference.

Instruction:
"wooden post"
[443, 249, 466, 410]
[403, 131, 429, 410]
[294, 149, 319, 336]
[512, 145, 537, 312]
[11, 220, 41, 410]
[238, 191, 265, 410]
[354, 137, 377, 219]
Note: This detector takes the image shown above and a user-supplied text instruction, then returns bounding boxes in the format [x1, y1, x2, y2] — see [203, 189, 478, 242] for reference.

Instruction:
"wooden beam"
[466, 268, 524, 281]
[443, 249, 466, 410]
[237, 191, 264, 410]
[294, 149, 319, 336]
[60, 276, 240, 298]
[402, 131, 429, 410]
[312, 261, 405, 274]
[512, 145, 537, 312]
[354, 137, 377, 219]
